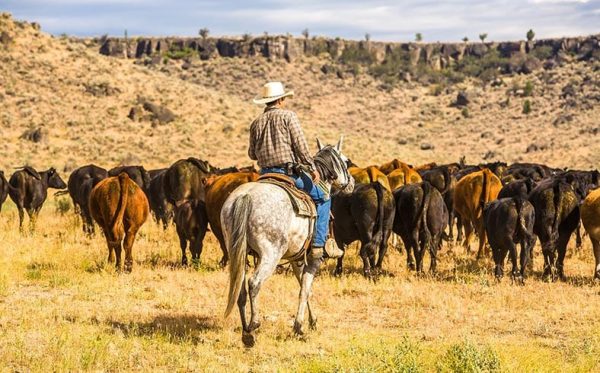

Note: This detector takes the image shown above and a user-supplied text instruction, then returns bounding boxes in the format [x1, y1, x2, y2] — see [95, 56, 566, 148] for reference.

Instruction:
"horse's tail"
[224, 193, 251, 319]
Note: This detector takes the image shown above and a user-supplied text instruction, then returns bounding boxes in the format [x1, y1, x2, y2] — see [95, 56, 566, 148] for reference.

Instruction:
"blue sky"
[4, 0, 599, 41]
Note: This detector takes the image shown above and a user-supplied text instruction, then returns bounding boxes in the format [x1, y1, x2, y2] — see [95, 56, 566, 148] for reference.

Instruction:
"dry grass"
[2, 14, 600, 371]
[1, 197, 600, 371]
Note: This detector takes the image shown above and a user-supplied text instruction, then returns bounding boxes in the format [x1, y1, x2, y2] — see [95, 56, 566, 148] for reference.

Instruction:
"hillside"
[1, 12, 599, 174]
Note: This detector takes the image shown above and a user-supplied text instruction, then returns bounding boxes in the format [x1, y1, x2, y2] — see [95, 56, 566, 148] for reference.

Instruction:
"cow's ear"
[316, 138, 324, 151]
[336, 135, 344, 152]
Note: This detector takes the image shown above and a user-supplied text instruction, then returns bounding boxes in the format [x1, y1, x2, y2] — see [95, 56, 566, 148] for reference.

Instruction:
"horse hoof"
[248, 321, 261, 332]
[242, 331, 256, 347]
[293, 321, 304, 336]
[309, 318, 317, 331]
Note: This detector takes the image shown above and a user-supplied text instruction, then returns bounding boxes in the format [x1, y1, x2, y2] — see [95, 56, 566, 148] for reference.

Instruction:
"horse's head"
[315, 136, 354, 194]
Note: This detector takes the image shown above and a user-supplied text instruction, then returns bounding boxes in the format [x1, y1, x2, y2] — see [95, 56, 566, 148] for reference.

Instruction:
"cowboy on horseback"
[249, 81, 344, 259]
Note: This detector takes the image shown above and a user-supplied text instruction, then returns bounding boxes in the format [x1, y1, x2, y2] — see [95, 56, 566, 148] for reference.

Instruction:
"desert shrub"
[299, 336, 423, 372]
[531, 45, 554, 60]
[437, 341, 501, 373]
[369, 46, 411, 81]
[55, 197, 71, 215]
[339, 43, 376, 65]
[455, 49, 509, 78]
[461, 107, 470, 118]
[523, 99, 532, 114]
[524, 80, 534, 97]
[165, 46, 194, 60]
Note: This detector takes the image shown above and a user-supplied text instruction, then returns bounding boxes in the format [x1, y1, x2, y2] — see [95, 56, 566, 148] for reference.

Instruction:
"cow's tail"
[514, 197, 528, 241]
[224, 194, 251, 319]
[110, 173, 130, 236]
[372, 182, 385, 249]
[480, 169, 491, 211]
[551, 180, 563, 246]
[440, 167, 452, 195]
[420, 182, 433, 252]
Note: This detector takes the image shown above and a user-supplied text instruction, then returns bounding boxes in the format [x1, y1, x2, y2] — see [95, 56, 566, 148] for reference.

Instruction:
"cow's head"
[47, 168, 67, 189]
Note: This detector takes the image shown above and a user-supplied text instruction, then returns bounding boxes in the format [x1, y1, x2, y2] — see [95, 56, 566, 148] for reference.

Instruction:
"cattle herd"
[1, 156, 600, 284]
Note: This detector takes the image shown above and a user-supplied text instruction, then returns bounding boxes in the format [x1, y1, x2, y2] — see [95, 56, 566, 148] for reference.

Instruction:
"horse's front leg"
[291, 261, 317, 330]
[294, 256, 323, 335]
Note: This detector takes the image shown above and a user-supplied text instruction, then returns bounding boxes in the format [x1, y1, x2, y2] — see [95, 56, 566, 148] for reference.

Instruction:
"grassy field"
[1, 196, 600, 372]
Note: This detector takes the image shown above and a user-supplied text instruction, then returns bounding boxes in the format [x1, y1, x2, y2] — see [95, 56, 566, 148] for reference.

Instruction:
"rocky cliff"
[98, 33, 600, 69]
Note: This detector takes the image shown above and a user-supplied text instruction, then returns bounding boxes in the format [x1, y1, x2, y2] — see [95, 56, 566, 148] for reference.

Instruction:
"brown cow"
[89, 173, 149, 272]
[174, 199, 208, 266]
[453, 168, 502, 258]
[388, 166, 423, 191]
[578, 188, 600, 278]
[205, 171, 259, 267]
[378, 159, 413, 175]
[349, 166, 391, 191]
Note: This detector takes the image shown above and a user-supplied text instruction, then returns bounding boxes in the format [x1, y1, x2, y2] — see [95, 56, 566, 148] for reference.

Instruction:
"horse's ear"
[336, 135, 344, 152]
[316, 138, 324, 151]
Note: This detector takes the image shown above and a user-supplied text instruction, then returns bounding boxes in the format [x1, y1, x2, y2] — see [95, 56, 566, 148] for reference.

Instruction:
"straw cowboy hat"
[253, 82, 294, 105]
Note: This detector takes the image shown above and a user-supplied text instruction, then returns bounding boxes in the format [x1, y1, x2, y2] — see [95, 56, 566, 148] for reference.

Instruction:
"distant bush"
[437, 341, 501, 373]
[524, 80, 534, 97]
[339, 44, 376, 65]
[461, 107, 470, 118]
[165, 46, 195, 60]
[523, 99, 532, 114]
[55, 197, 71, 216]
[455, 49, 509, 80]
[531, 45, 554, 60]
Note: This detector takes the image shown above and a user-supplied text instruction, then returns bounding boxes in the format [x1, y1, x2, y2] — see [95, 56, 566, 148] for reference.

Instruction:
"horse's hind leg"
[291, 261, 317, 330]
[247, 254, 278, 333]
[294, 255, 323, 335]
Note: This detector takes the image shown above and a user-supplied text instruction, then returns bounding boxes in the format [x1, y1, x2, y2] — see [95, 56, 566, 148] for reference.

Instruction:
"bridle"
[313, 146, 351, 188]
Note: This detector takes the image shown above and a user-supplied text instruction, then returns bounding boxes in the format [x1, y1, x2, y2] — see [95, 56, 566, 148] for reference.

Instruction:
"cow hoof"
[242, 331, 256, 348]
[293, 321, 304, 336]
[333, 269, 342, 277]
[309, 318, 317, 331]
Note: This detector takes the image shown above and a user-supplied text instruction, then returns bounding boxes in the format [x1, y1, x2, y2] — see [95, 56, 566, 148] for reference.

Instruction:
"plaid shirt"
[248, 106, 315, 171]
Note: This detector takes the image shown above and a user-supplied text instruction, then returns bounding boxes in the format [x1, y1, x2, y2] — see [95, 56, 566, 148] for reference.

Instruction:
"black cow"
[164, 157, 212, 206]
[0, 171, 9, 212]
[504, 162, 557, 183]
[484, 197, 536, 283]
[331, 182, 395, 277]
[174, 199, 208, 266]
[498, 178, 536, 199]
[108, 165, 151, 191]
[554, 169, 600, 248]
[67, 164, 108, 235]
[9, 166, 67, 233]
[419, 165, 457, 242]
[146, 169, 173, 230]
[393, 182, 448, 273]
[528, 179, 580, 281]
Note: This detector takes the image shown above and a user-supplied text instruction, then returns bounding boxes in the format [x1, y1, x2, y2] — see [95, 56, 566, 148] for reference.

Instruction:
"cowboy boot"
[324, 238, 344, 258]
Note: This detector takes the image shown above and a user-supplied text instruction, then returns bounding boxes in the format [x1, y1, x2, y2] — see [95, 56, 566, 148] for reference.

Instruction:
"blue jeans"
[260, 167, 330, 247]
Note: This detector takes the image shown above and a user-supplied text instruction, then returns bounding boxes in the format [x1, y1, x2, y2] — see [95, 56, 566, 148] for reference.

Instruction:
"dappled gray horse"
[222, 138, 354, 347]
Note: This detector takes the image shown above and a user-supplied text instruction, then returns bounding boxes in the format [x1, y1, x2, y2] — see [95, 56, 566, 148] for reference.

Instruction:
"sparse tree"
[415, 33, 423, 42]
[365, 33, 371, 42]
[462, 36, 469, 43]
[479, 33, 488, 43]
[199, 28, 209, 39]
[526, 29, 535, 41]
[302, 28, 309, 39]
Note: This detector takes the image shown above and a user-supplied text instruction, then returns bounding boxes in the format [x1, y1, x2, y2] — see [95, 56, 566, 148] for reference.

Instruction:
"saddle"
[258, 173, 317, 263]
[257, 173, 316, 218]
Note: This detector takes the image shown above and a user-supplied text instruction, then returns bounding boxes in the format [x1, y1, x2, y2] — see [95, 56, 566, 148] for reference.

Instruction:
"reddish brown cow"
[453, 168, 502, 258]
[89, 173, 149, 272]
[205, 171, 259, 266]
